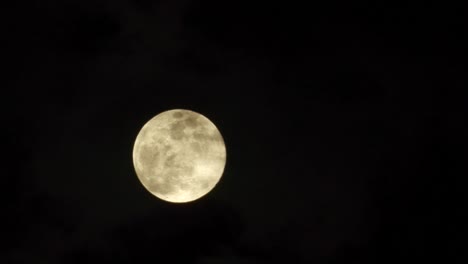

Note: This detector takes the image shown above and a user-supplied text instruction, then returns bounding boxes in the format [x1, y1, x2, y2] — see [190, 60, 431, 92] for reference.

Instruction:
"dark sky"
[4, 0, 466, 263]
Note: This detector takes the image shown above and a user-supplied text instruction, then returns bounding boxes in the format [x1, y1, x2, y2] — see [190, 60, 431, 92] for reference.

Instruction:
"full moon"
[132, 109, 227, 203]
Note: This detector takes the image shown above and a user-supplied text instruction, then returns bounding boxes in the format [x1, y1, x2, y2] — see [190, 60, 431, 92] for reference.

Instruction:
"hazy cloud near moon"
[6, 0, 460, 262]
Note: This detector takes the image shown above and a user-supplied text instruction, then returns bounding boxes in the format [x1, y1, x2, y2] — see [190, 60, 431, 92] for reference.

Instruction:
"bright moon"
[132, 109, 227, 203]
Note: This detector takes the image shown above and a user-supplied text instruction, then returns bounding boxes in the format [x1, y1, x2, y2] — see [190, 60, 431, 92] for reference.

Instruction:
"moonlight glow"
[132, 109, 226, 203]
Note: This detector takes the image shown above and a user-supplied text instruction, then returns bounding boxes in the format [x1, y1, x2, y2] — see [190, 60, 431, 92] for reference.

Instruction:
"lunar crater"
[173, 111, 184, 119]
[184, 116, 199, 128]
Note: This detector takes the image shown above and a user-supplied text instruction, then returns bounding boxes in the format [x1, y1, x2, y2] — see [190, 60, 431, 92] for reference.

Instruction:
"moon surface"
[132, 109, 226, 203]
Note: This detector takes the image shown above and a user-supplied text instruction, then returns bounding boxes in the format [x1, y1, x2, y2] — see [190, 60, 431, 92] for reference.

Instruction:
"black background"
[3, 0, 466, 263]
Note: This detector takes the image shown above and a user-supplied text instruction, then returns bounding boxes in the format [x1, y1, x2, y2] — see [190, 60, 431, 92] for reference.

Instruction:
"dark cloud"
[3, 0, 464, 263]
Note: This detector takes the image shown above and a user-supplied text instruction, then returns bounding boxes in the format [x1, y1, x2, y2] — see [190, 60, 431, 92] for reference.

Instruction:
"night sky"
[4, 1, 466, 263]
